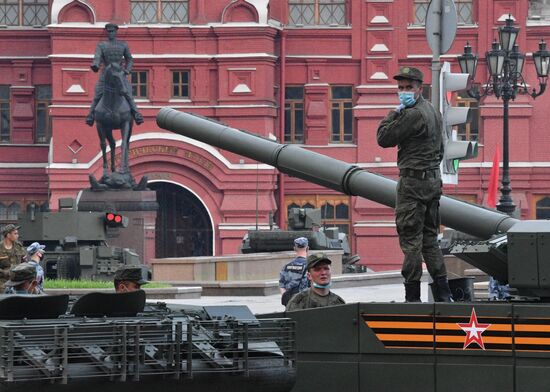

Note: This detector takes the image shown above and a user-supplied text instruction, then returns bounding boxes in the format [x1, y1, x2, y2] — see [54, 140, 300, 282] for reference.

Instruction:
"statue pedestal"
[78, 189, 158, 264]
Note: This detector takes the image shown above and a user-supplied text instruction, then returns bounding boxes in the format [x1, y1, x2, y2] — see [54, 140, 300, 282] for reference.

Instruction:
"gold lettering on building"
[183, 151, 214, 171]
[128, 145, 179, 159]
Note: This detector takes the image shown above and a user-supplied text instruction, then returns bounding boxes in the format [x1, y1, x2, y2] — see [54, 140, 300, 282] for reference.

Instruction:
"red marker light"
[114, 215, 122, 223]
[107, 213, 115, 221]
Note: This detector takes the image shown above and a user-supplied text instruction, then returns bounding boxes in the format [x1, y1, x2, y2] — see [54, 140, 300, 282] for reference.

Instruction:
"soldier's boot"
[86, 96, 101, 126]
[124, 94, 144, 125]
[404, 282, 421, 302]
[432, 276, 453, 302]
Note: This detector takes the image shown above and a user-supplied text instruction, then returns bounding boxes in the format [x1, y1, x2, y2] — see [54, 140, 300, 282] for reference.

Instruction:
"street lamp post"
[457, 17, 550, 215]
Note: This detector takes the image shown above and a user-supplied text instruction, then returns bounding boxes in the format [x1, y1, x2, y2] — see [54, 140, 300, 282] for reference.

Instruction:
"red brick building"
[1, 0, 549, 270]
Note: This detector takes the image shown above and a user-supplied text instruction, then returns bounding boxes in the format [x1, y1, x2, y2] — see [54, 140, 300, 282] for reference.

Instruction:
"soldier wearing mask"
[85, 23, 144, 126]
[286, 253, 345, 311]
[377, 66, 452, 303]
[0, 224, 26, 291]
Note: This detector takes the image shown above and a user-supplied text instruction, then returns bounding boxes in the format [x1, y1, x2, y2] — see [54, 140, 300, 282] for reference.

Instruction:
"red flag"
[487, 145, 500, 209]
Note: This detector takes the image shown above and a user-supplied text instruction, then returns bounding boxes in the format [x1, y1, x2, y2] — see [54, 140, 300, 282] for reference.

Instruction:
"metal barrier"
[0, 316, 295, 384]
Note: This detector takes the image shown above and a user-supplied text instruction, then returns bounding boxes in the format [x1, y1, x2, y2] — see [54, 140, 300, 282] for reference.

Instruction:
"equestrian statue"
[86, 23, 147, 191]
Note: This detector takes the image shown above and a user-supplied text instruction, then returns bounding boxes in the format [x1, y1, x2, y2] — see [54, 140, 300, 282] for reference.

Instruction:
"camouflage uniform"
[377, 67, 450, 302]
[286, 289, 345, 311]
[279, 256, 309, 293]
[4, 262, 39, 295]
[0, 241, 26, 292]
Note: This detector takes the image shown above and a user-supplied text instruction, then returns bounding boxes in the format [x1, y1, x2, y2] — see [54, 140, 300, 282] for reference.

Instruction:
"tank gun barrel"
[157, 108, 518, 239]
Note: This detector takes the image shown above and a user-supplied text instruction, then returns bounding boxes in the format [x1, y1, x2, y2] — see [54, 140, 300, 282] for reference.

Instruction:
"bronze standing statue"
[86, 23, 147, 191]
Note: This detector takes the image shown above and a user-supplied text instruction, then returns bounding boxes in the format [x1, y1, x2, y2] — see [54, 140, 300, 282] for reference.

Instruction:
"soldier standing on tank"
[279, 237, 310, 306]
[376, 67, 453, 303]
[85, 23, 144, 126]
[0, 224, 26, 291]
[286, 253, 345, 311]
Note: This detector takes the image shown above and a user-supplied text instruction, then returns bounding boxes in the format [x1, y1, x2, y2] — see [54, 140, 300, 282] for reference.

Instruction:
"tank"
[242, 207, 362, 272]
[18, 198, 140, 280]
[156, 108, 550, 299]
[0, 292, 295, 392]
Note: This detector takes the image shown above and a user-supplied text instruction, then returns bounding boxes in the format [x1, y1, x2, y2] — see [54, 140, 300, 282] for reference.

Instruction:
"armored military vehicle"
[242, 207, 362, 272]
[157, 108, 550, 391]
[0, 291, 295, 392]
[18, 198, 140, 280]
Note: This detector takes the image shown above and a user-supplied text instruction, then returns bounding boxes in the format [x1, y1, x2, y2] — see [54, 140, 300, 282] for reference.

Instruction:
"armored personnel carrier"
[0, 291, 295, 392]
[242, 207, 362, 272]
[157, 108, 550, 392]
[18, 198, 140, 280]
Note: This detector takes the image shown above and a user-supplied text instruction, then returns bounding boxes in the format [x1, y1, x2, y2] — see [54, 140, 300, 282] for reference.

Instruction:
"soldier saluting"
[377, 67, 452, 303]
[85, 23, 144, 126]
[0, 224, 26, 291]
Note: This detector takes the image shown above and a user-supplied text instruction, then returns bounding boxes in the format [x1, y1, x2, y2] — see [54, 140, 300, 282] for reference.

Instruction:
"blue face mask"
[398, 91, 417, 107]
[313, 282, 332, 289]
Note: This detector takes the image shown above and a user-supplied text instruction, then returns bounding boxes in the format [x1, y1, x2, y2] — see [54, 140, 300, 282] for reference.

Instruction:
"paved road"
[163, 282, 430, 314]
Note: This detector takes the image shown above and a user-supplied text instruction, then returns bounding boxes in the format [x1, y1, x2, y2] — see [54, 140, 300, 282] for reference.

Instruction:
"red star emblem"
[457, 308, 491, 350]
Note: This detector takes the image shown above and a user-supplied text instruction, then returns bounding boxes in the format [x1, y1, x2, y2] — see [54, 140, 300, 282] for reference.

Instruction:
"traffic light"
[105, 212, 129, 228]
[439, 61, 478, 184]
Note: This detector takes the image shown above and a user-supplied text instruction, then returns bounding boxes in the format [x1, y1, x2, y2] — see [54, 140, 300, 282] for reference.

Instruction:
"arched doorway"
[149, 182, 213, 258]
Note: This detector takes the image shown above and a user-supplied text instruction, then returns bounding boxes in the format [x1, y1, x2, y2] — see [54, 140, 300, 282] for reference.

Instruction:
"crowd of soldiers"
[0, 223, 150, 296]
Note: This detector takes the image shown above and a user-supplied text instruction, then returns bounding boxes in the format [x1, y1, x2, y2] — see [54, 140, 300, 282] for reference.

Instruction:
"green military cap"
[2, 224, 20, 236]
[306, 252, 332, 270]
[393, 67, 424, 83]
[114, 265, 151, 285]
[5, 262, 37, 287]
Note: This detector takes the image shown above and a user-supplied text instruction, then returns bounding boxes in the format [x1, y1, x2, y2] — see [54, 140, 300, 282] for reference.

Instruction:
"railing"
[0, 317, 295, 383]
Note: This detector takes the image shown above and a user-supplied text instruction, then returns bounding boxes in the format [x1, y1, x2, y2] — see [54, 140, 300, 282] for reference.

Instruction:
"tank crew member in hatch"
[286, 252, 345, 311]
[114, 265, 151, 293]
[4, 262, 41, 295]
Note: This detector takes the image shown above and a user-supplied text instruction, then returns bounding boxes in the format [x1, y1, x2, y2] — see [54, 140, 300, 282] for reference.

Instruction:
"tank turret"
[156, 108, 550, 299]
[241, 207, 362, 272]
